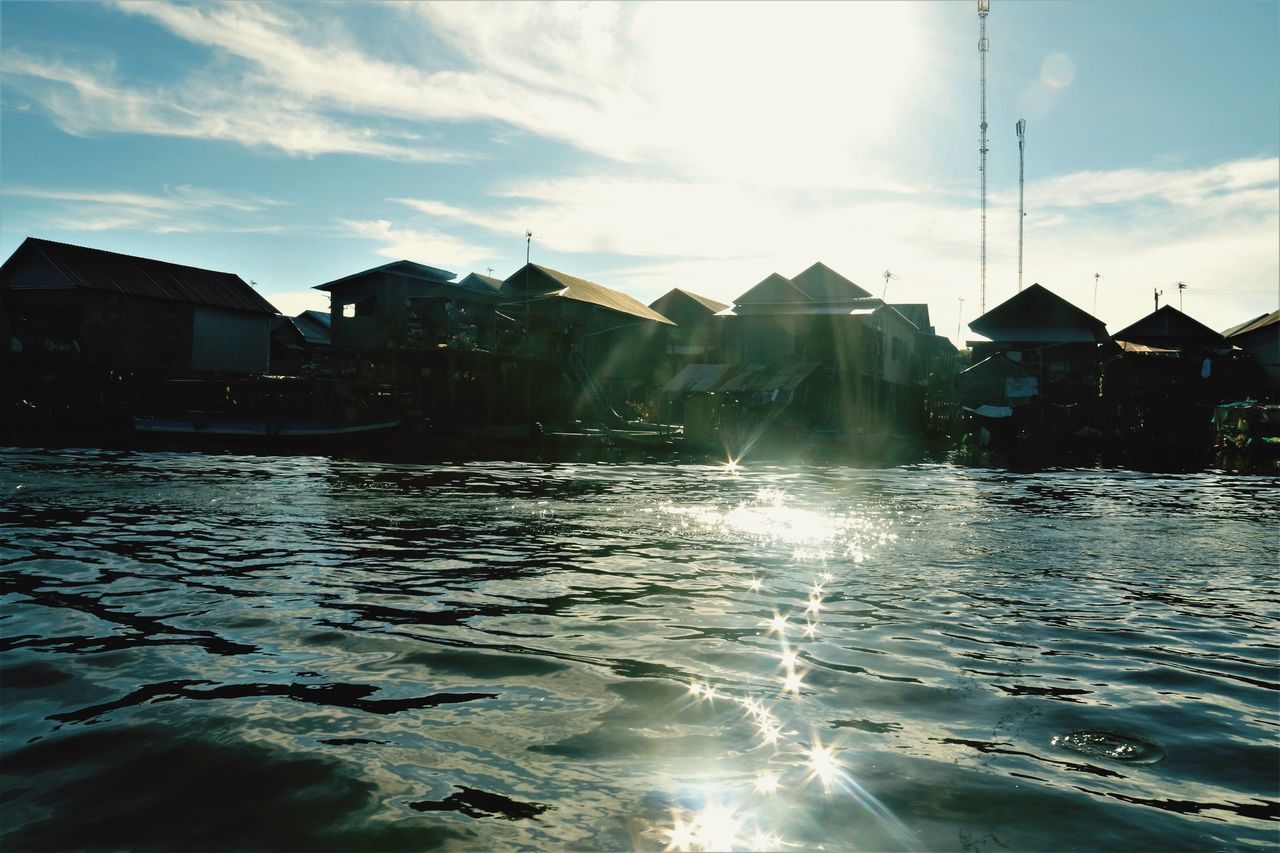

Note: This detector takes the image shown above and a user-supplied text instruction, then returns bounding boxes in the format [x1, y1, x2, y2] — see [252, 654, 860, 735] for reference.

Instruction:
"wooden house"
[646, 287, 729, 390]
[1102, 305, 1236, 453]
[1223, 310, 1280, 398]
[1, 236, 277, 431]
[719, 263, 923, 433]
[966, 283, 1111, 446]
[497, 264, 673, 419]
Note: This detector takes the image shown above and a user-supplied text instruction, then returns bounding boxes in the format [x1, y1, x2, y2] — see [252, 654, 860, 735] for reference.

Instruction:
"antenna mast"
[525, 229, 533, 264]
[978, 0, 990, 313]
[1017, 118, 1026, 292]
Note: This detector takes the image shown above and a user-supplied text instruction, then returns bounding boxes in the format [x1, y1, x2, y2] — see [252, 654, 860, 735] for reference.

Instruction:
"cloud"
[339, 219, 492, 272]
[8, 1, 929, 186]
[374, 156, 1276, 338]
[1, 184, 292, 234]
[0, 52, 464, 161]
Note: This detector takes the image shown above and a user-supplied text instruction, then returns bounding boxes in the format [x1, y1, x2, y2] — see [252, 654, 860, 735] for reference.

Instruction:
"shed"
[1, 236, 276, 374]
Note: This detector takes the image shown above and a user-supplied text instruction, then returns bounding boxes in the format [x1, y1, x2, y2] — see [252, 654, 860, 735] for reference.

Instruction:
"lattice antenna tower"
[978, 0, 990, 313]
[1017, 118, 1026, 292]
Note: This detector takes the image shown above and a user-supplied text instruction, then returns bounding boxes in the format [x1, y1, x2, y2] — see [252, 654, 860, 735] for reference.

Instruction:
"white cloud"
[0, 52, 464, 161]
[340, 219, 492, 272]
[376, 156, 1276, 340]
[1, 184, 292, 234]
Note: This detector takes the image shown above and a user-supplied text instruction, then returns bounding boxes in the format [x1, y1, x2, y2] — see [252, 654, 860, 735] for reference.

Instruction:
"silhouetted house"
[1, 236, 277, 431]
[1100, 305, 1235, 454]
[966, 283, 1110, 446]
[269, 310, 334, 375]
[498, 264, 673, 418]
[647, 287, 729, 386]
[719, 263, 922, 433]
[1223, 310, 1280, 397]
[294, 309, 332, 347]
[2, 236, 276, 374]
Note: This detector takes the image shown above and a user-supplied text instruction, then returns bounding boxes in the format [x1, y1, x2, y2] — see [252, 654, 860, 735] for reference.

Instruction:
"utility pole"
[1017, 118, 1027, 291]
[978, 0, 990, 313]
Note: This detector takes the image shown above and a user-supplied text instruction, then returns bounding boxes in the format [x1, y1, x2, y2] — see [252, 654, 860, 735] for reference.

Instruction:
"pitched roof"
[1112, 305, 1225, 348]
[314, 260, 456, 292]
[500, 264, 673, 324]
[649, 288, 729, 321]
[458, 272, 503, 291]
[969, 283, 1108, 343]
[293, 310, 332, 346]
[733, 273, 813, 307]
[790, 262, 873, 300]
[1222, 310, 1280, 339]
[1, 236, 277, 314]
[891, 303, 931, 333]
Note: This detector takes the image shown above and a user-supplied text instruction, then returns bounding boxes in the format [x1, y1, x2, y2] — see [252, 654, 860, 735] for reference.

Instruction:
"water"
[1, 448, 1276, 851]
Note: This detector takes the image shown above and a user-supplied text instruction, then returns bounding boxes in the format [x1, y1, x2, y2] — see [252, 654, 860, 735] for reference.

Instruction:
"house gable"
[969, 283, 1108, 343]
[733, 273, 812, 309]
[790, 262, 872, 301]
[1113, 305, 1225, 348]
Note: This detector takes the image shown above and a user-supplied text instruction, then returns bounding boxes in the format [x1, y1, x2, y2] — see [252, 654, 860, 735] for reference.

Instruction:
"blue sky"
[2, 0, 1277, 342]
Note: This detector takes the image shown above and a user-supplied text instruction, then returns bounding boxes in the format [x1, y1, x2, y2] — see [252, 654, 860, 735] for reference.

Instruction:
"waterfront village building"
[963, 283, 1111, 448]
[1223, 310, 1280, 397]
[1103, 305, 1237, 452]
[661, 262, 950, 450]
[497, 263, 675, 423]
[646, 288, 730, 380]
[313, 260, 674, 426]
[1, 237, 277, 430]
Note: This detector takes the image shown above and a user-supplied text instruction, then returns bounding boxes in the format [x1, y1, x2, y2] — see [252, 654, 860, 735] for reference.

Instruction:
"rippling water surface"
[1, 448, 1276, 851]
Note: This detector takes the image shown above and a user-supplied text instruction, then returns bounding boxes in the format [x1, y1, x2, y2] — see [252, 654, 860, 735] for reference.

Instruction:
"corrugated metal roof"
[663, 362, 818, 395]
[3, 236, 278, 314]
[1222, 310, 1279, 339]
[969, 283, 1108, 343]
[501, 264, 674, 324]
[790, 262, 872, 300]
[1112, 305, 1224, 347]
[314, 260, 456, 292]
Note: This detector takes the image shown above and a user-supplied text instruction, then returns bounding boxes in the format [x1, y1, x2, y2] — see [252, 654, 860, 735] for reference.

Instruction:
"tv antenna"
[881, 270, 899, 300]
[1092, 272, 1102, 313]
[1176, 281, 1187, 311]
[1153, 287, 1163, 311]
[524, 229, 534, 264]
[486, 266, 494, 277]
[1017, 118, 1027, 292]
[956, 296, 966, 344]
[978, 0, 990, 313]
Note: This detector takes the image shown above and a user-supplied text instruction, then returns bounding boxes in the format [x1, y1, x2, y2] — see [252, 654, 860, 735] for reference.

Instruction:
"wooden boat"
[133, 377, 402, 441]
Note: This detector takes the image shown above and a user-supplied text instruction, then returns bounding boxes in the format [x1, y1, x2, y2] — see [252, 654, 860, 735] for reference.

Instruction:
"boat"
[133, 377, 402, 441]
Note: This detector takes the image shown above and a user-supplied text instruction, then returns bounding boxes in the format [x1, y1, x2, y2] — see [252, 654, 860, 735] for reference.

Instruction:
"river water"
[1, 447, 1276, 851]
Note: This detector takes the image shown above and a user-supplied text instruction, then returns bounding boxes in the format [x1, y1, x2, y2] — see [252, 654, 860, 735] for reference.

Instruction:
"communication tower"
[1017, 118, 1026, 292]
[978, 0, 990, 313]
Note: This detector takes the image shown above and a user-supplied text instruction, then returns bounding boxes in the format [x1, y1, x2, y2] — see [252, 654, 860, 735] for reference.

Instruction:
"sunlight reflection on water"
[1, 451, 1277, 851]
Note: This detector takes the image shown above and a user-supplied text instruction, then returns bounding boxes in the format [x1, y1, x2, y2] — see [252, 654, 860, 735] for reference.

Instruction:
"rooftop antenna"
[486, 266, 495, 277]
[1016, 117, 1027, 292]
[1154, 287, 1163, 311]
[956, 296, 966, 344]
[525, 229, 533, 265]
[978, 0, 990, 313]
[881, 269, 899, 300]
[1177, 281, 1187, 311]
[1092, 272, 1102, 313]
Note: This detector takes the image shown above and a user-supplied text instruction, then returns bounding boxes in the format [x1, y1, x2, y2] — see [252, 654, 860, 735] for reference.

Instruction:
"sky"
[2, 0, 1277, 344]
